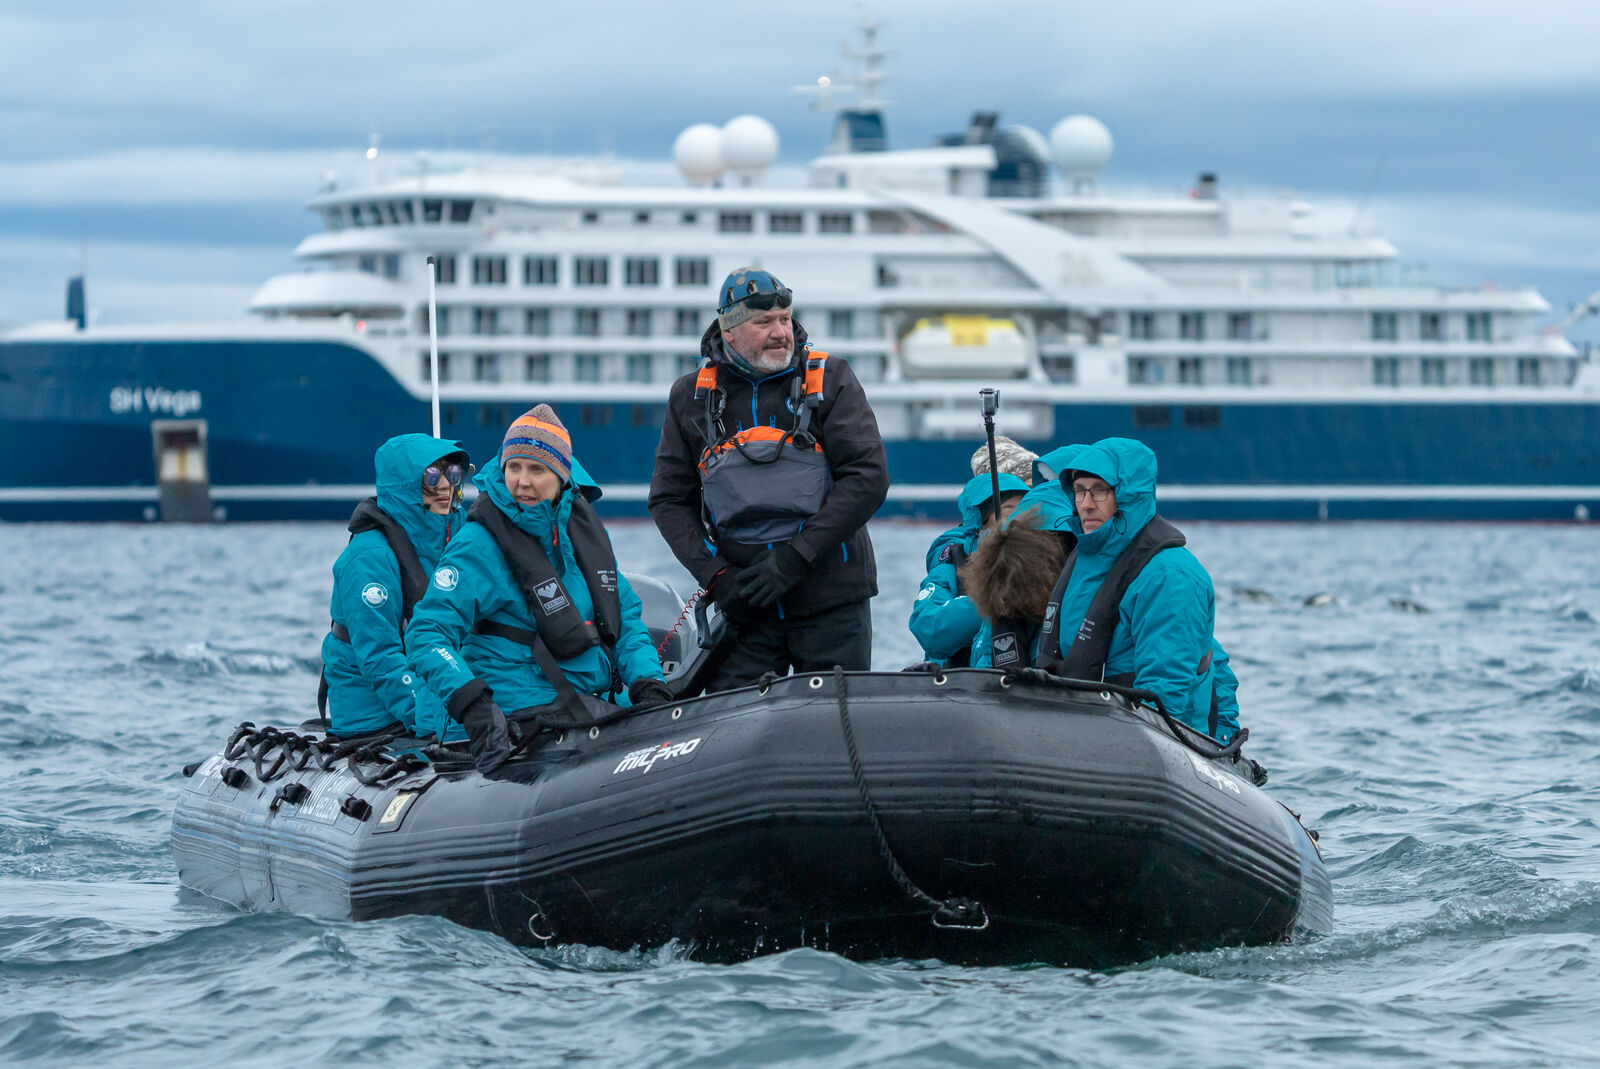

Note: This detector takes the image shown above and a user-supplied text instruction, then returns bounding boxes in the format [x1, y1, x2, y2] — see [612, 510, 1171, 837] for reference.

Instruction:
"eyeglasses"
[727, 285, 793, 312]
[423, 463, 466, 489]
[1072, 485, 1113, 503]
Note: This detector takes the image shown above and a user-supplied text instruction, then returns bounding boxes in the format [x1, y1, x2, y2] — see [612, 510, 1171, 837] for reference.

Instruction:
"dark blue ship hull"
[3, 336, 1597, 521]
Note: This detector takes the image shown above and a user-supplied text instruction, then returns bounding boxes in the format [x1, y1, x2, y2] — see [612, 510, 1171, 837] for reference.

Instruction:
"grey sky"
[4, 0, 1599, 332]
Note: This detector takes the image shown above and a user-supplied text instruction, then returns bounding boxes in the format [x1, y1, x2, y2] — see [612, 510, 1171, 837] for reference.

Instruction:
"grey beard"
[726, 337, 793, 373]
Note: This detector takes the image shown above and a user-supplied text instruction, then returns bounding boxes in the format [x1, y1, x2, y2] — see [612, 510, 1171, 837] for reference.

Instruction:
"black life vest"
[466, 493, 622, 664]
[320, 498, 431, 726]
[1036, 515, 1188, 683]
[694, 351, 833, 545]
[329, 498, 429, 642]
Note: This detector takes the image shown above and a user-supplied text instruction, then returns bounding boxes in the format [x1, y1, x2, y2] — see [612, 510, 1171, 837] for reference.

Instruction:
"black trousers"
[708, 599, 873, 691]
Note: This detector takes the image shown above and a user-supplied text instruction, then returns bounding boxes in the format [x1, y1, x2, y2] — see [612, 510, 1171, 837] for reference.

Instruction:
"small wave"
[132, 643, 313, 677]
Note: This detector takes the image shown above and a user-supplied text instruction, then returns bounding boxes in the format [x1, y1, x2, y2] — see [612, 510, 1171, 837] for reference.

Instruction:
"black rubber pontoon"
[172, 583, 1330, 966]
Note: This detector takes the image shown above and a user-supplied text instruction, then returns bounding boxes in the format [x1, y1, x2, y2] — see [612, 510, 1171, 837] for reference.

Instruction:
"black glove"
[628, 678, 674, 709]
[706, 566, 759, 624]
[458, 691, 513, 775]
[901, 661, 942, 673]
[735, 544, 808, 609]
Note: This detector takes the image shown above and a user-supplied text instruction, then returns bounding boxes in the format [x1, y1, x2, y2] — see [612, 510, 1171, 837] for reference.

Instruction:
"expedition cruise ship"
[3, 23, 1596, 522]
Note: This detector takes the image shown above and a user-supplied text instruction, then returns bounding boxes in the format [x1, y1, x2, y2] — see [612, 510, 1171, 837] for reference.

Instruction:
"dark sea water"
[2, 520, 1597, 1068]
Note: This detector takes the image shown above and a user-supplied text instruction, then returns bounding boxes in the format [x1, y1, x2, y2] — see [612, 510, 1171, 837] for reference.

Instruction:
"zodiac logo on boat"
[361, 583, 389, 607]
[535, 580, 569, 613]
[612, 738, 702, 776]
[433, 566, 459, 592]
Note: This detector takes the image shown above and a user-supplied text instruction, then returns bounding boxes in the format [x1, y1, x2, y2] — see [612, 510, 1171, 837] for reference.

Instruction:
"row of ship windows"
[329, 199, 869, 235]
[1094, 355, 1546, 387]
[1124, 311, 1494, 342]
[420, 306, 864, 339]
[420, 351, 885, 386]
[411, 254, 712, 287]
[434, 401, 669, 430]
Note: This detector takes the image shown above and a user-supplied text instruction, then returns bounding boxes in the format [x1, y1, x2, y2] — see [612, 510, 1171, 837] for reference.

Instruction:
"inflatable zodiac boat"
[171, 577, 1331, 967]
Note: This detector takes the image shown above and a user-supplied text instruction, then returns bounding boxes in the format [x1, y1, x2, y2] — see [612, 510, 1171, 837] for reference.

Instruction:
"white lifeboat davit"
[900, 315, 1031, 380]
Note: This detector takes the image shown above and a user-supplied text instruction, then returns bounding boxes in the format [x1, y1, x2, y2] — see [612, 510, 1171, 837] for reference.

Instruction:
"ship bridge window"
[770, 211, 803, 233]
[1042, 355, 1076, 384]
[524, 353, 551, 382]
[524, 256, 557, 285]
[367, 203, 385, 226]
[1469, 357, 1494, 386]
[1372, 356, 1400, 386]
[349, 204, 366, 228]
[432, 255, 457, 284]
[359, 255, 377, 274]
[472, 307, 499, 335]
[829, 310, 854, 339]
[525, 308, 551, 336]
[1129, 312, 1156, 340]
[322, 207, 345, 231]
[1133, 405, 1171, 429]
[473, 354, 502, 383]
[676, 309, 701, 336]
[383, 255, 400, 279]
[450, 199, 474, 223]
[1421, 357, 1447, 385]
[1420, 312, 1443, 341]
[384, 202, 402, 225]
[1226, 357, 1252, 385]
[1183, 405, 1220, 428]
[867, 210, 903, 234]
[574, 308, 600, 336]
[1130, 358, 1164, 385]
[574, 257, 609, 286]
[473, 256, 508, 285]
[1177, 357, 1204, 385]
[718, 212, 753, 233]
[676, 257, 709, 286]
[819, 212, 854, 234]
[423, 199, 443, 223]
[1517, 357, 1542, 385]
[1227, 313, 1253, 341]
[399, 201, 415, 224]
[1371, 312, 1398, 341]
[419, 352, 453, 383]
[626, 309, 653, 336]
[1466, 311, 1492, 341]
[625, 257, 660, 286]
[1179, 313, 1205, 341]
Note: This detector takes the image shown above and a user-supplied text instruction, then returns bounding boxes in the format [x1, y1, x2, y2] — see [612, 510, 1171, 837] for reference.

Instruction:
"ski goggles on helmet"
[719, 269, 792, 315]
[422, 462, 470, 488]
[736, 286, 792, 312]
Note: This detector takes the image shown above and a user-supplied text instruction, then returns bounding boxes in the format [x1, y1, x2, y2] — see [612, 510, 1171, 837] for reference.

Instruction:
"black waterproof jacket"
[649, 319, 889, 618]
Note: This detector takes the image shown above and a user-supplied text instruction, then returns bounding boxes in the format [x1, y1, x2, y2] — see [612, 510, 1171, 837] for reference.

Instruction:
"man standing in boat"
[649, 268, 889, 688]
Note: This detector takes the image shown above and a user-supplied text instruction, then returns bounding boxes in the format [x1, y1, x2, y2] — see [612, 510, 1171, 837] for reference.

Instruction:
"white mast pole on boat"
[426, 255, 441, 438]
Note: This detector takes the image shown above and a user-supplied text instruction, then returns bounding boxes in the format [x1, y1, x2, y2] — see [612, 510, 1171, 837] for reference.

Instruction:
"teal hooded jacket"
[321, 433, 467, 736]
[406, 454, 663, 742]
[909, 473, 1030, 666]
[973, 437, 1242, 741]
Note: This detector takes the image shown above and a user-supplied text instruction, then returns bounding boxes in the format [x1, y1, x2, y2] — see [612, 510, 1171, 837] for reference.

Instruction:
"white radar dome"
[673, 123, 725, 186]
[721, 114, 779, 183]
[1050, 115, 1114, 178]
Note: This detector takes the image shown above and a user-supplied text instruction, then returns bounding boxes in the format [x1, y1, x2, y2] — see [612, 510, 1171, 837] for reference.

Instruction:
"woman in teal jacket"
[321, 433, 468, 737]
[909, 472, 1029, 666]
[972, 437, 1241, 742]
[407, 405, 669, 774]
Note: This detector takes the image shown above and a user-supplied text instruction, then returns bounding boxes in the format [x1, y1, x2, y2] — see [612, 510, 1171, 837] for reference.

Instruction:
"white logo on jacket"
[361, 583, 389, 607]
[535, 580, 570, 613]
[433, 566, 459, 592]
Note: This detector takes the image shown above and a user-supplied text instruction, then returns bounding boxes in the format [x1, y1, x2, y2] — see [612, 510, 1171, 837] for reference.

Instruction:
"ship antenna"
[426, 256, 441, 437]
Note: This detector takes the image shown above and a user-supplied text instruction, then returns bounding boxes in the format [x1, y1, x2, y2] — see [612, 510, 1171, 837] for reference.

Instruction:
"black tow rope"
[832, 667, 989, 932]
